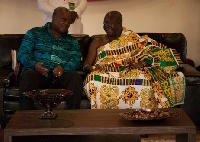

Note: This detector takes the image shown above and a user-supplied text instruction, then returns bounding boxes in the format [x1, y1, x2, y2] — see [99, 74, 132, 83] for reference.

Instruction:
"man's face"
[52, 11, 71, 34]
[103, 15, 119, 37]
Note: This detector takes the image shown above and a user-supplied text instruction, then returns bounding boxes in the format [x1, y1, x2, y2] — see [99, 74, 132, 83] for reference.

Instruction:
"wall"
[0, 0, 200, 66]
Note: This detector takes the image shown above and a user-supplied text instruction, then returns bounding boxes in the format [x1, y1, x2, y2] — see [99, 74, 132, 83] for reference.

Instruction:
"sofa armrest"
[178, 64, 200, 85]
[0, 68, 14, 88]
[0, 68, 16, 127]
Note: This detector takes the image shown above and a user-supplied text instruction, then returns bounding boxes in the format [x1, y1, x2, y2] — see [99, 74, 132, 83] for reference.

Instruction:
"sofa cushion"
[180, 64, 200, 85]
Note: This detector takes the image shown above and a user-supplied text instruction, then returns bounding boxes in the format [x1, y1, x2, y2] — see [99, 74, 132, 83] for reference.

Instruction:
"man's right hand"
[35, 62, 48, 75]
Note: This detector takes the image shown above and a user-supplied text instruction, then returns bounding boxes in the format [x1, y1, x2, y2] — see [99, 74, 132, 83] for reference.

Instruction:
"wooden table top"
[4, 108, 196, 136]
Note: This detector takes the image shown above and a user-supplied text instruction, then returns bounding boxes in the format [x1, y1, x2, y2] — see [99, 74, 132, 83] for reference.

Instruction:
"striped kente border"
[85, 74, 152, 86]
[96, 43, 138, 60]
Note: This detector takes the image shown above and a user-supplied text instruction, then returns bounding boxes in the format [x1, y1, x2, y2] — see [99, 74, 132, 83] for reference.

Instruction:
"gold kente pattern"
[84, 27, 185, 109]
[119, 86, 139, 108]
[99, 85, 119, 109]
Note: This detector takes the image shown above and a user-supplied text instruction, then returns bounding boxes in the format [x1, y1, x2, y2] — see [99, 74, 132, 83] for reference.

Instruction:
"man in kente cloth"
[83, 11, 185, 110]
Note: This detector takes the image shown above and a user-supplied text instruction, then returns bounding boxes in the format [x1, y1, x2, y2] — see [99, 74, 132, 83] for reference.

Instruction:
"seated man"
[18, 7, 83, 110]
[83, 11, 185, 110]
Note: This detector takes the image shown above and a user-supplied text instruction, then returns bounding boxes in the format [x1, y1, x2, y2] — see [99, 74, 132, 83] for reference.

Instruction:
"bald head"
[53, 7, 70, 17]
[105, 11, 122, 25]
